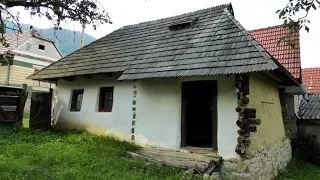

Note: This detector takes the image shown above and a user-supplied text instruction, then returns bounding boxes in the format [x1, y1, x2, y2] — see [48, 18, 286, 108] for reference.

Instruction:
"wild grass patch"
[276, 159, 320, 180]
[0, 127, 183, 179]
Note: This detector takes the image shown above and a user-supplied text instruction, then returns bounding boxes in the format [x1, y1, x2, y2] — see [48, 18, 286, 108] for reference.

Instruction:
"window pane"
[70, 90, 84, 111]
[99, 87, 114, 112]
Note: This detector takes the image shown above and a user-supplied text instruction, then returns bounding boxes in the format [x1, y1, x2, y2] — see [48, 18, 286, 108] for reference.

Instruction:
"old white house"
[30, 4, 304, 179]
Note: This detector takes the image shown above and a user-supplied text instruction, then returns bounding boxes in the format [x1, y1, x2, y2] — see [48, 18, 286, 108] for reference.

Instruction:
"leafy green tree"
[0, 0, 111, 46]
[276, 0, 319, 47]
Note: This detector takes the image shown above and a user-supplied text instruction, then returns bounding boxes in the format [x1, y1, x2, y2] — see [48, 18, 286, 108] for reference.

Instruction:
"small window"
[70, 90, 84, 112]
[99, 87, 114, 112]
[39, 44, 45, 50]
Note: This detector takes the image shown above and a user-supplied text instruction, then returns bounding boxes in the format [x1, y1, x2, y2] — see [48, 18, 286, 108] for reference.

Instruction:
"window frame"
[99, 87, 114, 112]
[70, 89, 84, 112]
[38, 44, 45, 51]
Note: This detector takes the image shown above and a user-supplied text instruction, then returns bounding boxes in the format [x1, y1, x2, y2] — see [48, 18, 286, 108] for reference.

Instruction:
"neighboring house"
[249, 25, 303, 137]
[249, 25, 301, 81]
[302, 68, 320, 93]
[29, 4, 303, 179]
[0, 29, 62, 111]
[298, 67, 320, 143]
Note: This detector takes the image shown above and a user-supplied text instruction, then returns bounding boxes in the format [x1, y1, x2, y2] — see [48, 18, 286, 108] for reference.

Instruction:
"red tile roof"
[249, 25, 301, 80]
[302, 68, 320, 93]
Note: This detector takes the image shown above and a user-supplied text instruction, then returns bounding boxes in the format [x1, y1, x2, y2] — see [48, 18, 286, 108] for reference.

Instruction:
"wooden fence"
[0, 84, 28, 125]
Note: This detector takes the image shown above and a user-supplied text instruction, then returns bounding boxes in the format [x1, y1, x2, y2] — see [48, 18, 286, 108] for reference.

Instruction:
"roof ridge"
[4, 29, 32, 37]
[248, 24, 286, 32]
[5, 29, 54, 42]
[123, 3, 231, 28]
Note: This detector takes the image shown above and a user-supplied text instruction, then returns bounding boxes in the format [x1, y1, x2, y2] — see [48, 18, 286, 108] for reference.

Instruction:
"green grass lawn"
[277, 159, 320, 180]
[23, 113, 30, 128]
[0, 127, 183, 179]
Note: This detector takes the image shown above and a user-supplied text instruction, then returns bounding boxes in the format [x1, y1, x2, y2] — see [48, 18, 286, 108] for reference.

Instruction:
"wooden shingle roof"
[29, 4, 298, 84]
[249, 25, 301, 80]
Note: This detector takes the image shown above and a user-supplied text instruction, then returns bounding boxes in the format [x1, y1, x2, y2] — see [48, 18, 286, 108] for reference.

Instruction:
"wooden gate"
[0, 84, 28, 126]
[30, 89, 53, 129]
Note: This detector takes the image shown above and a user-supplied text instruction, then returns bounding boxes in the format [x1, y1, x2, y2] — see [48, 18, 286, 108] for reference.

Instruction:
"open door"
[181, 80, 217, 150]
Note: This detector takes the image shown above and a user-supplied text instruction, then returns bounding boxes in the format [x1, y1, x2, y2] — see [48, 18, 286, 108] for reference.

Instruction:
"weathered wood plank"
[0, 84, 28, 124]
[127, 148, 223, 172]
[0, 106, 17, 112]
[0, 106, 9, 119]
[0, 96, 19, 106]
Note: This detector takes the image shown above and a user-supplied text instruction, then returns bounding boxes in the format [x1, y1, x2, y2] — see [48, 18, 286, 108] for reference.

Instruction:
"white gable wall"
[54, 74, 238, 158]
[17, 37, 61, 59]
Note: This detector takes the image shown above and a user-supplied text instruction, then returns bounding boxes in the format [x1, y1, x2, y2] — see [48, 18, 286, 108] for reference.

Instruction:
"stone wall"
[215, 138, 291, 180]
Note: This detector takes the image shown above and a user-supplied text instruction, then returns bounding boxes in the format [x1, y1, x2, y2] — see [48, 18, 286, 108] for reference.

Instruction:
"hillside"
[6, 23, 96, 56]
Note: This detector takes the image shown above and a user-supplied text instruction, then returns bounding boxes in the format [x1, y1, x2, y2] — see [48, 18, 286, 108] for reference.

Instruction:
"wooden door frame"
[180, 80, 218, 150]
[211, 81, 218, 150]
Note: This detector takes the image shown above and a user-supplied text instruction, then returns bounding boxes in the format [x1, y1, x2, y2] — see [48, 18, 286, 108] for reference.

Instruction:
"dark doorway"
[181, 81, 217, 150]
[30, 89, 53, 129]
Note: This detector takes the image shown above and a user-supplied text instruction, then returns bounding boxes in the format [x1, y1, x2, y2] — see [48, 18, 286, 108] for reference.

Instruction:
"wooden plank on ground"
[127, 148, 223, 172]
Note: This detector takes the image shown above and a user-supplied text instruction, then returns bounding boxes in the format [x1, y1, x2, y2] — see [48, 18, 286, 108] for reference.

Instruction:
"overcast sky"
[13, 0, 320, 68]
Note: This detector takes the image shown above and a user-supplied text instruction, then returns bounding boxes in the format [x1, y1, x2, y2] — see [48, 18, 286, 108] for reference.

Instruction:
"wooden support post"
[49, 88, 53, 125]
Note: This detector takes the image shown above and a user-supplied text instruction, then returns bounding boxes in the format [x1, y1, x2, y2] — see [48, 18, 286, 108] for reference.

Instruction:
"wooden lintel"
[83, 74, 92, 79]
[62, 76, 75, 81]
[103, 73, 113, 77]
[263, 71, 284, 84]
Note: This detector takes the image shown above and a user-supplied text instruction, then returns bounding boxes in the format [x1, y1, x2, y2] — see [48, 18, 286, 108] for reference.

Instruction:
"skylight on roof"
[169, 17, 198, 31]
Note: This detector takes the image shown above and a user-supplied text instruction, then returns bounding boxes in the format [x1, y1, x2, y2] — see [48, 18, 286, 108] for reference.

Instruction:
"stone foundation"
[214, 138, 291, 180]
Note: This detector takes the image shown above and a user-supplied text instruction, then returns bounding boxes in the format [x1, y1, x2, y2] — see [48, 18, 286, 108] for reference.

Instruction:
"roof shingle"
[298, 94, 320, 120]
[29, 4, 296, 84]
[249, 25, 301, 80]
[302, 68, 320, 93]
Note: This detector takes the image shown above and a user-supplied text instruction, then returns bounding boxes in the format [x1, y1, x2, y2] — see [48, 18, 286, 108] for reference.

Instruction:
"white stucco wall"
[54, 74, 133, 139]
[134, 79, 182, 149]
[54, 74, 238, 158]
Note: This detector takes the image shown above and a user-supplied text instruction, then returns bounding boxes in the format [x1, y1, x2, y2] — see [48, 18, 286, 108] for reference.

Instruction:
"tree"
[276, 0, 319, 47]
[0, 0, 111, 46]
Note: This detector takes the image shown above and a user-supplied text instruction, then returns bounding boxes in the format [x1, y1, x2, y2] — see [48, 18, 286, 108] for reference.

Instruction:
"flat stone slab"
[127, 147, 222, 171]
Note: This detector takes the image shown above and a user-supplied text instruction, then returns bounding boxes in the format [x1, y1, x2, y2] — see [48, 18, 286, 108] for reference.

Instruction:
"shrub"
[291, 131, 320, 165]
